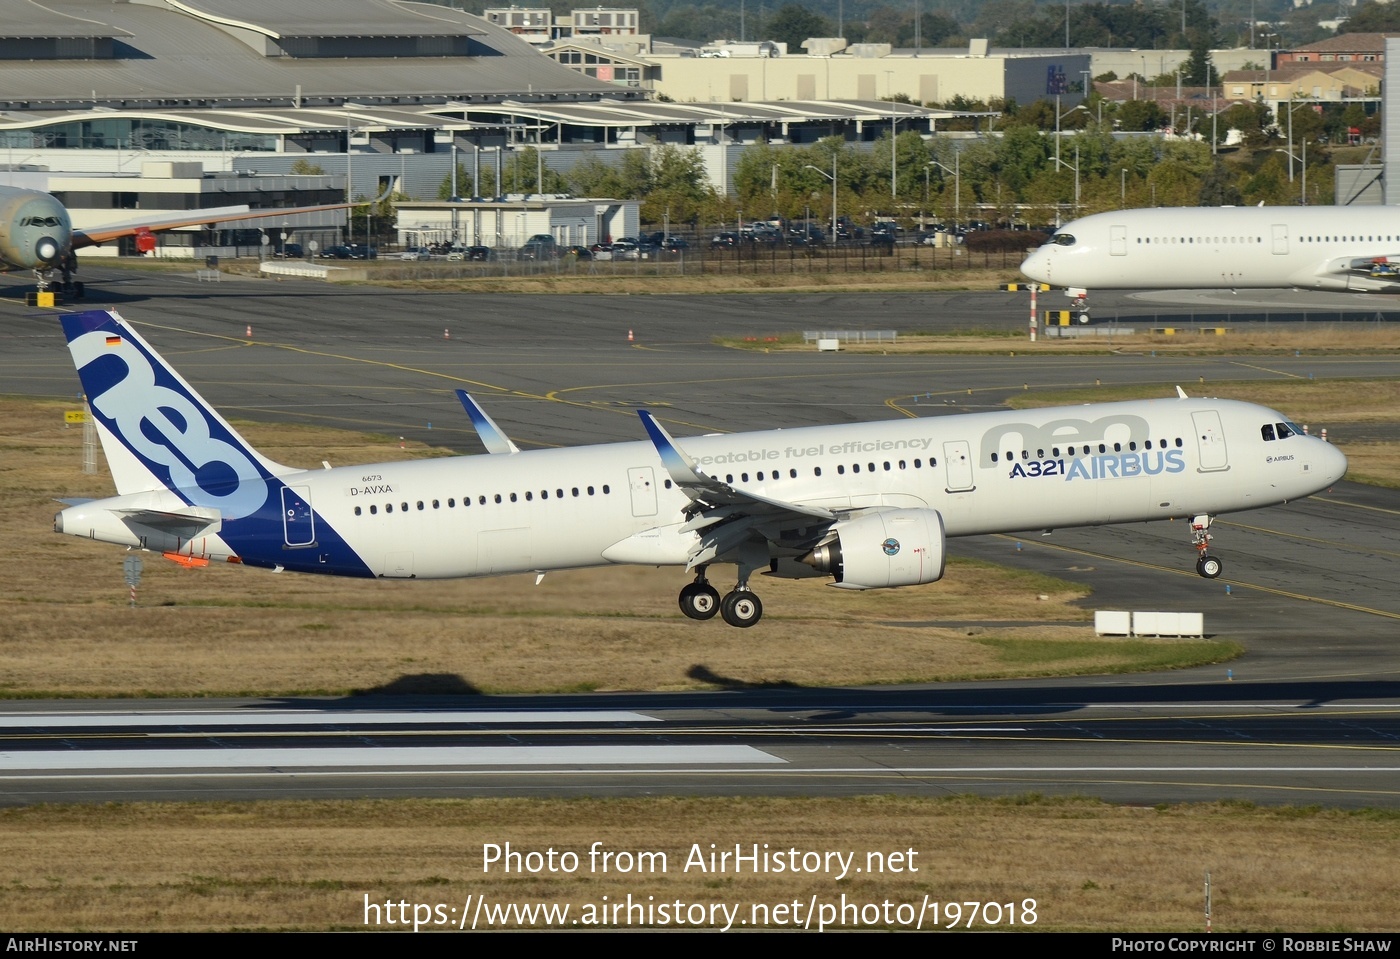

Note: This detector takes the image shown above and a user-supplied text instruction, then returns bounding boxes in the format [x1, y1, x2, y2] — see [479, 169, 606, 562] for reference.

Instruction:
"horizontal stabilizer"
[116, 505, 223, 537]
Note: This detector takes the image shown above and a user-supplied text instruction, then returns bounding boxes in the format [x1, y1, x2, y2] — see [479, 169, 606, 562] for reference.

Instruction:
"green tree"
[1338, 0, 1400, 32]
[438, 164, 472, 200]
[1182, 36, 1219, 86]
[1197, 161, 1243, 206]
[643, 146, 712, 222]
[565, 154, 624, 198]
[289, 158, 327, 176]
[760, 4, 832, 52]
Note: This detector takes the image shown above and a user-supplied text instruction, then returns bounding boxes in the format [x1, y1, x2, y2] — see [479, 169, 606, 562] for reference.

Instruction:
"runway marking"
[1313, 495, 1400, 517]
[999, 535, 1400, 620]
[1228, 361, 1305, 379]
[0, 710, 656, 729]
[6, 765, 1400, 786]
[1218, 519, 1400, 559]
[0, 745, 783, 772]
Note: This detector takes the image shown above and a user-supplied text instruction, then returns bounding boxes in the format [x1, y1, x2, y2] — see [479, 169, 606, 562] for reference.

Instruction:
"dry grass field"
[2, 797, 1398, 931]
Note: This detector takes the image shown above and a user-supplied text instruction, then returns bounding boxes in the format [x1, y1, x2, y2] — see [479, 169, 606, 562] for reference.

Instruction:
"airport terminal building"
[0, 0, 966, 202]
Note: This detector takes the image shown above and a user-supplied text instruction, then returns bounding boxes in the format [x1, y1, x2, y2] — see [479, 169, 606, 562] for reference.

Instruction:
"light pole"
[928, 158, 959, 225]
[1120, 168, 1127, 207]
[1053, 144, 1080, 220]
[1276, 142, 1308, 203]
[1055, 102, 1086, 166]
[804, 157, 838, 242]
[1285, 99, 1315, 183]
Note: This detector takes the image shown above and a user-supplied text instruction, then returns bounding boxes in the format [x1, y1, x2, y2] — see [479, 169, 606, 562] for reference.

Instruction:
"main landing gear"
[677, 565, 764, 628]
[1191, 514, 1223, 579]
[34, 257, 83, 299]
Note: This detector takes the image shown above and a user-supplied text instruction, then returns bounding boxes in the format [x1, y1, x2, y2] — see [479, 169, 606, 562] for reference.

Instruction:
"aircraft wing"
[1336, 254, 1400, 283]
[638, 410, 837, 569]
[71, 203, 353, 249]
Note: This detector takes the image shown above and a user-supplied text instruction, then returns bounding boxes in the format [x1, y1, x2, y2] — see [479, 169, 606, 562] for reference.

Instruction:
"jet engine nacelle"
[801, 508, 946, 590]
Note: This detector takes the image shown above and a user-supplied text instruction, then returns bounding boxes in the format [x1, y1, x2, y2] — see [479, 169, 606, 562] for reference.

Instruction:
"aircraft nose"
[1020, 248, 1049, 282]
[1321, 440, 1348, 486]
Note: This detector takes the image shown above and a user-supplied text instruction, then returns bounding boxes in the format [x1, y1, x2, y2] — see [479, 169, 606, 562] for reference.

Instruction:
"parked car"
[561, 245, 593, 259]
[400, 247, 431, 261]
[646, 232, 688, 252]
[518, 234, 558, 260]
[274, 243, 304, 258]
[711, 232, 740, 248]
[610, 239, 640, 260]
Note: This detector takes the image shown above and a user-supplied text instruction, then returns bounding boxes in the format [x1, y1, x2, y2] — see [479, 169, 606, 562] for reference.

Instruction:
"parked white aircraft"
[54, 309, 1347, 627]
[1020, 205, 1400, 302]
[0, 183, 348, 294]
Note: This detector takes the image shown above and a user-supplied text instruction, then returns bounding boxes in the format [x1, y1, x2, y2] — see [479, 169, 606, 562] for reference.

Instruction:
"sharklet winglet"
[456, 390, 520, 454]
[638, 410, 707, 486]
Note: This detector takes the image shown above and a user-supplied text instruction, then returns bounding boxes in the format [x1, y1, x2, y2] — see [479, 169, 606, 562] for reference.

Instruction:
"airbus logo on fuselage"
[70, 331, 270, 519]
[1009, 449, 1187, 481]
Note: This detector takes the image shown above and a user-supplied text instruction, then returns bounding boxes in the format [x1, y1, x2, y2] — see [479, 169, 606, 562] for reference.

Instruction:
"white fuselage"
[60, 396, 1346, 580]
[1021, 206, 1400, 293]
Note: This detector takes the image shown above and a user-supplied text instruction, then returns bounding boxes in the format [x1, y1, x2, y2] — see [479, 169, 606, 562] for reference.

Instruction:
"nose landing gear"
[1191, 514, 1223, 579]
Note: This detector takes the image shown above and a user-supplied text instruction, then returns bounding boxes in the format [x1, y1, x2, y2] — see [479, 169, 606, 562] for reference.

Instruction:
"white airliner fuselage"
[1021, 205, 1400, 294]
[54, 311, 1348, 627]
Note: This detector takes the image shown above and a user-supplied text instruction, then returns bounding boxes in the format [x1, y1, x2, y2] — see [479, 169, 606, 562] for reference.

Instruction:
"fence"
[341, 241, 1030, 283]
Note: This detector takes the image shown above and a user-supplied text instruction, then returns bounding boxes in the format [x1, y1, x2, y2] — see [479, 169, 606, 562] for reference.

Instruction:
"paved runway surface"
[2, 266, 1399, 806]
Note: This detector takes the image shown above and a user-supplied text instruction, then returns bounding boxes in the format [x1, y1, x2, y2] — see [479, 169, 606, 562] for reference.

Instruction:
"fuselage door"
[628, 466, 658, 517]
[1271, 224, 1289, 255]
[1109, 224, 1127, 256]
[943, 440, 975, 492]
[1191, 411, 1230, 472]
[281, 485, 315, 547]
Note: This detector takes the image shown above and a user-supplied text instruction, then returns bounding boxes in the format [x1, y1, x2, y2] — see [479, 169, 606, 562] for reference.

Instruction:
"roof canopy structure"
[0, 0, 623, 108]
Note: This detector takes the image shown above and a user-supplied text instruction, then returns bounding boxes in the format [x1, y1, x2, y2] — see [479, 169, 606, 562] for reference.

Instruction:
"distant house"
[1276, 32, 1400, 66]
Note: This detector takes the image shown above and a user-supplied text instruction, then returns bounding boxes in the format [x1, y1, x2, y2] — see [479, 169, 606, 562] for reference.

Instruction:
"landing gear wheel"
[1076, 312, 1091, 325]
[1196, 555, 1223, 579]
[679, 582, 720, 620]
[720, 590, 763, 628]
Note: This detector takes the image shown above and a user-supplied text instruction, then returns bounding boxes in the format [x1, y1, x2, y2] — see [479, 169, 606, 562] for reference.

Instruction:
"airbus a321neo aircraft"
[0, 183, 348, 294]
[54, 310, 1347, 627]
[1020, 205, 1400, 307]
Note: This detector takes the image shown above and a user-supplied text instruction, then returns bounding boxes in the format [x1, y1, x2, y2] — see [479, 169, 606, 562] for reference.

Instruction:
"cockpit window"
[1277, 421, 1297, 439]
[1261, 424, 1276, 441]
[1051, 233, 1076, 247]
